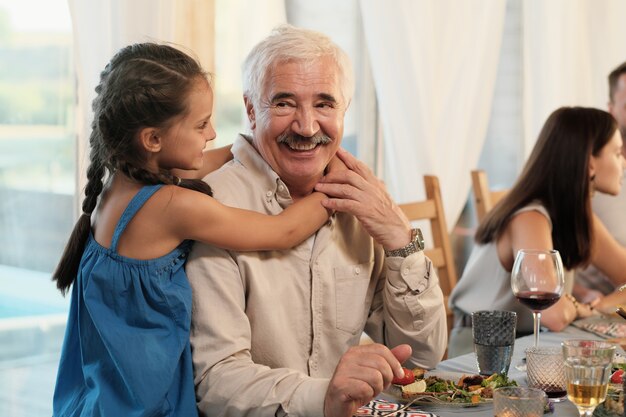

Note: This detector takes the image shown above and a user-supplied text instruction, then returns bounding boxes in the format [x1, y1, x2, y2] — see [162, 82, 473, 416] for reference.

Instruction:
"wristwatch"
[384, 228, 425, 257]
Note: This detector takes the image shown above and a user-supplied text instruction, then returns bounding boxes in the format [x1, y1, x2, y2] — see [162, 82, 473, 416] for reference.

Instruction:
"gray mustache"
[276, 132, 332, 146]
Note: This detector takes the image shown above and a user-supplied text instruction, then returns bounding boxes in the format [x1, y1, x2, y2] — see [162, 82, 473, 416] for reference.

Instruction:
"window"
[0, 3, 73, 413]
[0, 0, 74, 285]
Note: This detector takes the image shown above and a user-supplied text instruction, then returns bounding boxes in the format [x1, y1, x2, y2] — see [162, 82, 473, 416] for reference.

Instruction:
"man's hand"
[323, 344, 412, 417]
[316, 148, 412, 251]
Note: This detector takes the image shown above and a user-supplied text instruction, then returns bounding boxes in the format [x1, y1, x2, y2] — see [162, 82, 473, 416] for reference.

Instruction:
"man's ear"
[244, 95, 256, 130]
[608, 100, 615, 117]
[138, 127, 162, 154]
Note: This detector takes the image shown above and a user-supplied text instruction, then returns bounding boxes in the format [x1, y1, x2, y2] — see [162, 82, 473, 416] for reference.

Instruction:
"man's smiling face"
[247, 56, 346, 188]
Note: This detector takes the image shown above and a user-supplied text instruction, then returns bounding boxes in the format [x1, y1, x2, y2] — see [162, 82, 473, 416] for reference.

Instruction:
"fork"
[378, 397, 422, 417]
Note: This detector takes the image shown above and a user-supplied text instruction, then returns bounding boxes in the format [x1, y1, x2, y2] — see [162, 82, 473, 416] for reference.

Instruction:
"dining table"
[367, 322, 624, 417]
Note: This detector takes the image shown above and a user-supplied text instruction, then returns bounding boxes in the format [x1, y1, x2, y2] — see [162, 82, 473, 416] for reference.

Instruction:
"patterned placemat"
[355, 399, 438, 417]
[572, 316, 626, 339]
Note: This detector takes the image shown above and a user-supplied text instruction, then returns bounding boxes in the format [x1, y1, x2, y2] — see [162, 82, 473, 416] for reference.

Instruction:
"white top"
[449, 202, 574, 335]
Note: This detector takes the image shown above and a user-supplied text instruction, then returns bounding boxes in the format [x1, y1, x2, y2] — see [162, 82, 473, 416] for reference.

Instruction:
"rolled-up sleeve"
[366, 251, 447, 369]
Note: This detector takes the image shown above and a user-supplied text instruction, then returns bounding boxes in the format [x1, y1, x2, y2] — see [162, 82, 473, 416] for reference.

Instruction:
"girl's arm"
[172, 144, 233, 180]
[590, 213, 626, 286]
[171, 188, 331, 251]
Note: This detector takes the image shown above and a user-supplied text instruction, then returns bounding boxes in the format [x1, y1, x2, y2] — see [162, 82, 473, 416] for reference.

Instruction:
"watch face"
[384, 228, 425, 257]
[414, 228, 425, 250]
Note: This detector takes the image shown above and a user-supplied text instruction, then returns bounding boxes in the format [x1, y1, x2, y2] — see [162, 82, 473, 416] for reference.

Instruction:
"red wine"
[545, 389, 567, 399]
[515, 291, 560, 311]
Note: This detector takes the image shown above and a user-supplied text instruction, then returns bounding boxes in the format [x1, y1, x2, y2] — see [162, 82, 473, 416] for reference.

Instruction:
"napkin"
[355, 399, 438, 417]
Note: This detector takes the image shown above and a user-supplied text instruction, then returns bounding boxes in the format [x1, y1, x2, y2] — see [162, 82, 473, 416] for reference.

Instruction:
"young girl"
[52, 43, 334, 417]
[448, 106, 626, 357]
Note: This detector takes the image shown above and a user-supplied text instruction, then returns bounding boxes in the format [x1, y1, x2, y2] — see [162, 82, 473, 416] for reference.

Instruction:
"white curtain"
[68, 0, 286, 213]
[359, 0, 506, 229]
[522, 0, 626, 156]
[68, 0, 176, 216]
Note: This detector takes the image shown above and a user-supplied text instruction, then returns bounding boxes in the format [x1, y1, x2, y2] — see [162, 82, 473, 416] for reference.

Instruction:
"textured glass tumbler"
[472, 310, 517, 375]
[526, 346, 567, 401]
[493, 386, 546, 417]
[562, 340, 616, 417]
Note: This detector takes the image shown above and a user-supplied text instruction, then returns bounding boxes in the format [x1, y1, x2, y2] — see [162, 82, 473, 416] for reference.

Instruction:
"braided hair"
[53, 43, 212, 294]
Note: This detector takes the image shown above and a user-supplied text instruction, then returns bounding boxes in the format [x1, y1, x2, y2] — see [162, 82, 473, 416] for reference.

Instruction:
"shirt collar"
[232, 134, 293, 207]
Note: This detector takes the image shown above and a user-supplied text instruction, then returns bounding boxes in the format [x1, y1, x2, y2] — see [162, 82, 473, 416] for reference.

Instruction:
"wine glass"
[511, 249, 565, 347]
[562, 340, 616, 416]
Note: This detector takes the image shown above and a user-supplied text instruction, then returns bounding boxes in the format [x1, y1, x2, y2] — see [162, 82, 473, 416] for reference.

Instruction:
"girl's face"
[159, 78, 216, 171]
[591, 130, 626, 196]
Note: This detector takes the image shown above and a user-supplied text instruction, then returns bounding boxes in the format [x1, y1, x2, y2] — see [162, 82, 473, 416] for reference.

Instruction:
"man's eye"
[273, 101, 295, 108]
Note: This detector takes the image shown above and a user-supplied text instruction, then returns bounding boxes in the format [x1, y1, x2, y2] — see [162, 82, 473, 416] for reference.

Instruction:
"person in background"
[186, 24, 447, 417]
[449, 106, 626, 358]
[52, 42, 336, 417]
[576, 62, 626, 301]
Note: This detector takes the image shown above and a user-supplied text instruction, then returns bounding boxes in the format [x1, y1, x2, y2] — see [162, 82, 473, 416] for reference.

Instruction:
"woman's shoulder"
[511, 201, 552, 228]
[513, 200, 549, 216]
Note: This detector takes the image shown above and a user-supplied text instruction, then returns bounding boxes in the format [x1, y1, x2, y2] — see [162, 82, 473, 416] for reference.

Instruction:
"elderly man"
[186, 25, 446, 417]
[576, 62, 626, 299]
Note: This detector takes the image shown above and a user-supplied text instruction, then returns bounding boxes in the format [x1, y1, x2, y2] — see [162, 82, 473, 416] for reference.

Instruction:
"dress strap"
[110, 184, 164, 253]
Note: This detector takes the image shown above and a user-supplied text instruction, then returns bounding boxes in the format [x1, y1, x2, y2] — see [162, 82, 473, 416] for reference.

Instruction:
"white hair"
[241, 24, 354, 108]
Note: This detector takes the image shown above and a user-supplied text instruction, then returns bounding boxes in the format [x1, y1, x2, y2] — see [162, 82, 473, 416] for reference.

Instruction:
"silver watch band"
[384, 228, 425, 257]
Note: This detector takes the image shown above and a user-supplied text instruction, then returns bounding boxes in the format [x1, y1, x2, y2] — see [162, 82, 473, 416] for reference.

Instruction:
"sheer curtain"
[67, 0, 215, 215]
[522, 0, 626, 156]
[359, 0, 506, 228]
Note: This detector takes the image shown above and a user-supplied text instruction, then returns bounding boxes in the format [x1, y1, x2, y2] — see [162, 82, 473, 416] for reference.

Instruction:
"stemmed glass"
[562, 340, 616, 416]
[511, 249, 565, 347]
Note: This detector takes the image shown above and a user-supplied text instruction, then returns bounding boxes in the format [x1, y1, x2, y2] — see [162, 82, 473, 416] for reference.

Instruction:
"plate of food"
[587, 359, 626, 417]
[380, 367, 518, 408]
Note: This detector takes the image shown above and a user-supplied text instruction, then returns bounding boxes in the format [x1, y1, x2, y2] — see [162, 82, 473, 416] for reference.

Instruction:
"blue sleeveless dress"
[53, 185, 198, 417]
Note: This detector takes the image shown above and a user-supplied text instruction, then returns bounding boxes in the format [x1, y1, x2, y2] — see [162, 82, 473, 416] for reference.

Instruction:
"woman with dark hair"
[449, 106, 626, 356]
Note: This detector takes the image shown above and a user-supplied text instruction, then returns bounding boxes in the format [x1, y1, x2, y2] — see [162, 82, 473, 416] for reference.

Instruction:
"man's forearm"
[379, 252, 447, 368]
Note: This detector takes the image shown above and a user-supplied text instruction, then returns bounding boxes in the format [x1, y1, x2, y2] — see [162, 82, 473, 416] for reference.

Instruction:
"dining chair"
[398, 175, 458, 337]
[470, 170, 508, 223]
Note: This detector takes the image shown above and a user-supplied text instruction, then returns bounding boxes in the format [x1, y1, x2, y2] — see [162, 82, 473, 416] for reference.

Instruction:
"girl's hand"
[315, 148, 412, 250]
[326, 153, 348, 175]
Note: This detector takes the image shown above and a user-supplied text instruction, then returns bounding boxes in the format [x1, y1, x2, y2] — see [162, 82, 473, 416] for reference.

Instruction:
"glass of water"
[562, 340, 616, 416]
[471, 310, 517, 375]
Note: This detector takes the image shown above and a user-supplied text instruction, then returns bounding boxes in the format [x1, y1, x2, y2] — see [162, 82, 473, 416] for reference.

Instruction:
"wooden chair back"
[471, 170, 508, 223]
[398, 175, 457, 335]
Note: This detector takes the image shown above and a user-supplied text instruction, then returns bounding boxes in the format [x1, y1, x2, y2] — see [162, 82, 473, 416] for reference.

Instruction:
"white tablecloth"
[430, 325, 609, 417]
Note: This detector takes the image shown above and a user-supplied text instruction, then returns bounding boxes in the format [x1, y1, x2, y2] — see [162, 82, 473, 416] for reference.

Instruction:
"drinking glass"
[526, 346, 567, 401]
[472, 310, 516, 375]
[562, 340, 616, 417]
[493, 386, 546, 417]
[511, 249, 565, 347]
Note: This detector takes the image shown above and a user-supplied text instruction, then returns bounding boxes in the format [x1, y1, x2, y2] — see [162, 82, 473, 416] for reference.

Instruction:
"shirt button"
[266, 191, 273, 197]
[355, 266, 361, 275]
[403, 267, 410, 275]
[278, 185, 284, 191]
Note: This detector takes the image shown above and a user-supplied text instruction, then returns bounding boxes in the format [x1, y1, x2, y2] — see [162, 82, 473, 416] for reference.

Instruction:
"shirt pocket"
[334, 261, 374, 334]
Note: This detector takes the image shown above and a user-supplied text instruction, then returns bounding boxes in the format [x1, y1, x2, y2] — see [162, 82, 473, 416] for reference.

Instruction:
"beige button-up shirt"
[187, 135, 447, 417]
